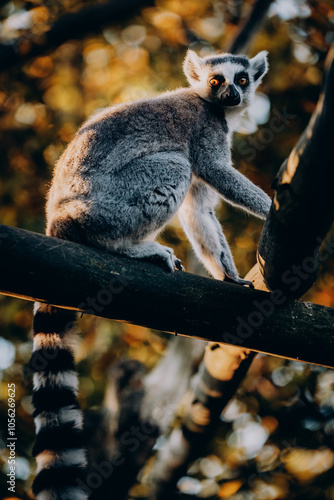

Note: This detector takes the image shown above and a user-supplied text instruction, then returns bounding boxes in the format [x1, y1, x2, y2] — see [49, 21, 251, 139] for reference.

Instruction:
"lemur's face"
[183, 50, 268, 109]
[205, 56, 253, 107]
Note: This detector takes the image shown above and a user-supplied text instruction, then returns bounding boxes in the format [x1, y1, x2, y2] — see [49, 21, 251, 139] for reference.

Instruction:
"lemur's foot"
[160, 246, 184, 272]
[174, 258, 185, 271]
[224, 275, 254, 288]
[142, 244, 183, 272]
[118, 242, 183, 272]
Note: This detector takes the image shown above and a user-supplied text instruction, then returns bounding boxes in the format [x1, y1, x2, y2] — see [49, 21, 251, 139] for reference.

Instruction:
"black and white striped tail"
[30, 302, 88, 500]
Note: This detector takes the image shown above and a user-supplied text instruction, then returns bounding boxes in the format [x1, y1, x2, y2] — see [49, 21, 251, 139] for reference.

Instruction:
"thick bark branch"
[258, 45, 334, 296]
[0, 223, 334, 367]
[0, 0, 153, 71]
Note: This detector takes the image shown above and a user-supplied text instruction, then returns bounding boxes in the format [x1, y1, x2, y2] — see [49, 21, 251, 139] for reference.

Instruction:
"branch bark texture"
[0, 223, 333, 367]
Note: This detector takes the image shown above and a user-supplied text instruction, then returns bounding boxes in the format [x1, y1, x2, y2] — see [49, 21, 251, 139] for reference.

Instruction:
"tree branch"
[0, 0, 153, 71]
[258, 45, 334, 296]
[0, 223, 333, 367]
[227, 0, 273, 54]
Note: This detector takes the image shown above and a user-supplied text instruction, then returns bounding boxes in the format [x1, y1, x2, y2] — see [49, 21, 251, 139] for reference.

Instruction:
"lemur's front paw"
[224, 275, 254, 288]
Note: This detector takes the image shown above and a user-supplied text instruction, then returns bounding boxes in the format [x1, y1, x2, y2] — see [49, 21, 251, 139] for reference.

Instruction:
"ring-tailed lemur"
[31, 50, 271, 499]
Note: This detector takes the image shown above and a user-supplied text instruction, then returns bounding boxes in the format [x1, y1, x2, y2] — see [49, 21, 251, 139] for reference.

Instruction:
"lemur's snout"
[229, 84, 239, 99]
[222, 84, 241, 106]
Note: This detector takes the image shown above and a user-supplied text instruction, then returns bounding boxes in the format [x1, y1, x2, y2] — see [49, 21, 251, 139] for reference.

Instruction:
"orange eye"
[209, 77, 220, 87]
[239, 77, 248, 85]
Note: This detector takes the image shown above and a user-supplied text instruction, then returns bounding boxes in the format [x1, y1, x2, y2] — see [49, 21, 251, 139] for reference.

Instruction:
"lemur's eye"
[209, 77, 221, 87]
[239, 77, 248, 85]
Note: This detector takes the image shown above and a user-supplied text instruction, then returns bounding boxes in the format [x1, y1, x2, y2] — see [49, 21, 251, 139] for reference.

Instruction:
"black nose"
[223, 85, 241, 106]
[229, 84, 239, 100]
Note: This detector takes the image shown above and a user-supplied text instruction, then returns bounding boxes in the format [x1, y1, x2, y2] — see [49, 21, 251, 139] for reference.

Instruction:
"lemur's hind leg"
[50, 152, 191, 271]
[178, 177, 252, 286]
[108, 152, 191, 271]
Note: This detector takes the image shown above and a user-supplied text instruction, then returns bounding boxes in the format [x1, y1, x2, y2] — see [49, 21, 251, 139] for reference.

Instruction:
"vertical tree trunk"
[258, 45, 334, 296]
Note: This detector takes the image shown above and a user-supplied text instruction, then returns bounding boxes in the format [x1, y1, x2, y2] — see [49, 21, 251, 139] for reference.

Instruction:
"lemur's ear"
[250, 50, 269, 84]
[183, 49, 204, 85]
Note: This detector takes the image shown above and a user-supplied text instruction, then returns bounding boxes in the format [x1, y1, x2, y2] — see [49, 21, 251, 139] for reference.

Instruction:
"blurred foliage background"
[0, 0, 334, 498]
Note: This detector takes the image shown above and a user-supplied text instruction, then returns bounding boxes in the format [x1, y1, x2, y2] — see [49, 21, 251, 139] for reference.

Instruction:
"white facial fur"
[183, 50, 268, 111]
